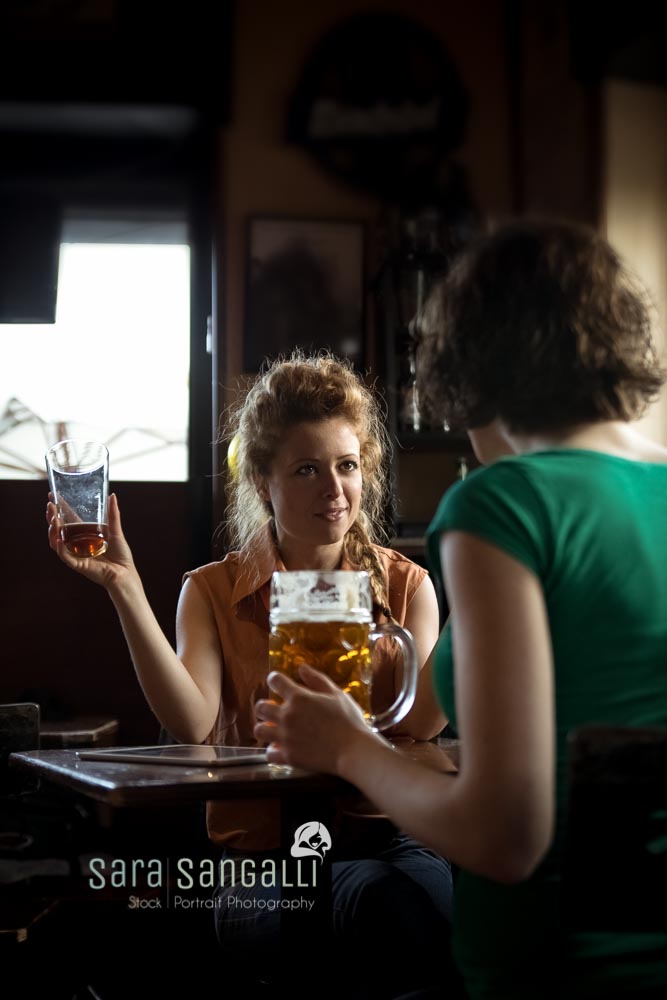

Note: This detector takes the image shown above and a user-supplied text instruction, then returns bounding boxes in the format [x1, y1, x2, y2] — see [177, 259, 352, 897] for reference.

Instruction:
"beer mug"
[269, 570, 418, 731]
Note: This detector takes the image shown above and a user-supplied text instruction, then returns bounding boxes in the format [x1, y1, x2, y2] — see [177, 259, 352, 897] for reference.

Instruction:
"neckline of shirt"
[502, 447, 667, 468]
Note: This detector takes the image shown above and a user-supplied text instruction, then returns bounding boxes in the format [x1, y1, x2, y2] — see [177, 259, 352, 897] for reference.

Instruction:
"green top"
[426, 449, 667, 999]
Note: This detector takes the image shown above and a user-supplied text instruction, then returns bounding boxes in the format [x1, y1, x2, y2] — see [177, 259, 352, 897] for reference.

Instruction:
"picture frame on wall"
[243, 217, 365, 372]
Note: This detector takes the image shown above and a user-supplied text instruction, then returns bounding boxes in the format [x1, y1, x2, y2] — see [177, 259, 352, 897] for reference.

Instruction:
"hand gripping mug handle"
[367, 623, 418, 731]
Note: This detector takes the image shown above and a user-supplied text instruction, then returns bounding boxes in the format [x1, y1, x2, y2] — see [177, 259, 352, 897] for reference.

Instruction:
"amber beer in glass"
[59, 522, 108, 559]
[46, 440, 109, 558]
[269, 571, 417, 731]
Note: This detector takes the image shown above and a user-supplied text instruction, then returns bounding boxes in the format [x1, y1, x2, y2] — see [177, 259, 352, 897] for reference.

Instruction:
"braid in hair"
[344, 520, 397, 625]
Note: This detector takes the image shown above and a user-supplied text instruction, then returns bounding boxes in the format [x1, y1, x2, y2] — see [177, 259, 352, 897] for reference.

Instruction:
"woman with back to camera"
[47, 352, 454, 998]
[255, 221, 667, 999]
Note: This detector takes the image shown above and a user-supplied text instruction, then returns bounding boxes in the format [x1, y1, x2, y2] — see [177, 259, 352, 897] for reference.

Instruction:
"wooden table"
[8, 737, 459, 922]
[9, 748, 349, 808]
[7, 739, 459, 992]
[9, 737, 459, 809]
[39, 715, 119, 750]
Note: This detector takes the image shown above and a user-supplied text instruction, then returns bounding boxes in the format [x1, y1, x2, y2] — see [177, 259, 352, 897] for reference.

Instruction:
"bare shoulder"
[616, 425, 667, 464]
[637, 440, 667, 464]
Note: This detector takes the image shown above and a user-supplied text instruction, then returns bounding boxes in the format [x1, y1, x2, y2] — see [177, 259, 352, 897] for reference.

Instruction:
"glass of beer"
[45, 440, 109, 558]
[269, 570, 418, 731]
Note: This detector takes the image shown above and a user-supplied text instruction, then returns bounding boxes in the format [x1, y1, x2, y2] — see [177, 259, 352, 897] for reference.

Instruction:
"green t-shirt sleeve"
[426, 460, 550, 582]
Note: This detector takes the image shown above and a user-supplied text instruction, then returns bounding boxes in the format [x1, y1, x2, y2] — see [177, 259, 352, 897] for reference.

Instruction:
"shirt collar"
[231, 529, 384, 631]
[230, 524, 284, 607]
[230, 525, 360, 608]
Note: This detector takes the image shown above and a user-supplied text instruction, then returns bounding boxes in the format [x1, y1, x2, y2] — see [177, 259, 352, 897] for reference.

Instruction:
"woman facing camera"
[47, 352, 453, 997]
[255, 222, 667, 999]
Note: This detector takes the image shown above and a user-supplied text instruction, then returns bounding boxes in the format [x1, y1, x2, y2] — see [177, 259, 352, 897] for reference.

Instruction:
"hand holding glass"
[269, 570, 417, 731]
[46, 440, 109, 558]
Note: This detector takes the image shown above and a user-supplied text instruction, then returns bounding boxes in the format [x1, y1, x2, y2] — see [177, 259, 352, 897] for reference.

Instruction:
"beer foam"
[271, 609, 372, 624]
[270, 570, 373, 623]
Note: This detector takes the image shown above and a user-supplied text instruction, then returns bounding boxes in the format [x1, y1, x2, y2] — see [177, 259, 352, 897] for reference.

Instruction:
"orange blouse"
[184, 528, 427, 851]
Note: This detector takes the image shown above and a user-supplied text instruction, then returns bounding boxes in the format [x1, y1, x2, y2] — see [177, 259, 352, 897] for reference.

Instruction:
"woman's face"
[259, 418, 363, 563]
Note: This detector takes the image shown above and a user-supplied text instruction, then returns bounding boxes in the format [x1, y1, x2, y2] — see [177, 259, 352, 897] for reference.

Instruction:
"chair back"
[563, 723, 667, 932]
[0, 702, 40, 795]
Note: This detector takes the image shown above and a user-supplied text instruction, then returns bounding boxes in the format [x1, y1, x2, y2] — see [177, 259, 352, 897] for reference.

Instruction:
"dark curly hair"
[416, 219, 665, 433]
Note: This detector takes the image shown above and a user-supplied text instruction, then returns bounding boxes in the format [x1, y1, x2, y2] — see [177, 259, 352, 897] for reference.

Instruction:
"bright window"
[0, 216, 190, 480]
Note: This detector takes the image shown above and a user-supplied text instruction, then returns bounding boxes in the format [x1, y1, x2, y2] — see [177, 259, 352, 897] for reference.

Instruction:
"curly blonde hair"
[222, 352, 394, 612]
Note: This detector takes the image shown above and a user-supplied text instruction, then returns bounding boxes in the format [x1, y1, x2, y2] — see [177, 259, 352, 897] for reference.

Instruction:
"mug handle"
[368, 624, 418, 732]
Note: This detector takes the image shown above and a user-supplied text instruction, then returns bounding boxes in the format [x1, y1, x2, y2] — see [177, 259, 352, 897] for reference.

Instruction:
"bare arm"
[256, 531, 556, 883]
[47, 493, 221, 744]
[110, 574, 222, 744]
[390, 574, 447, 740]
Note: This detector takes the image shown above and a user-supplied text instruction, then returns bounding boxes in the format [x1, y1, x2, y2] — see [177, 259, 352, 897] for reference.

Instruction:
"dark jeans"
[214, 833, 457, 999]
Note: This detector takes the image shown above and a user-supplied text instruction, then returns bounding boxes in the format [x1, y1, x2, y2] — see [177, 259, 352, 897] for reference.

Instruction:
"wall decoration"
[286, 13, 468, 202]
[244, 217, 365, 372]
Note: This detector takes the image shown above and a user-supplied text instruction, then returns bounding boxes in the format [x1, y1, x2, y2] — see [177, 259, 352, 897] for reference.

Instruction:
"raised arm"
[256, 531, 556, 883]
[47, 493, 221, 744]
